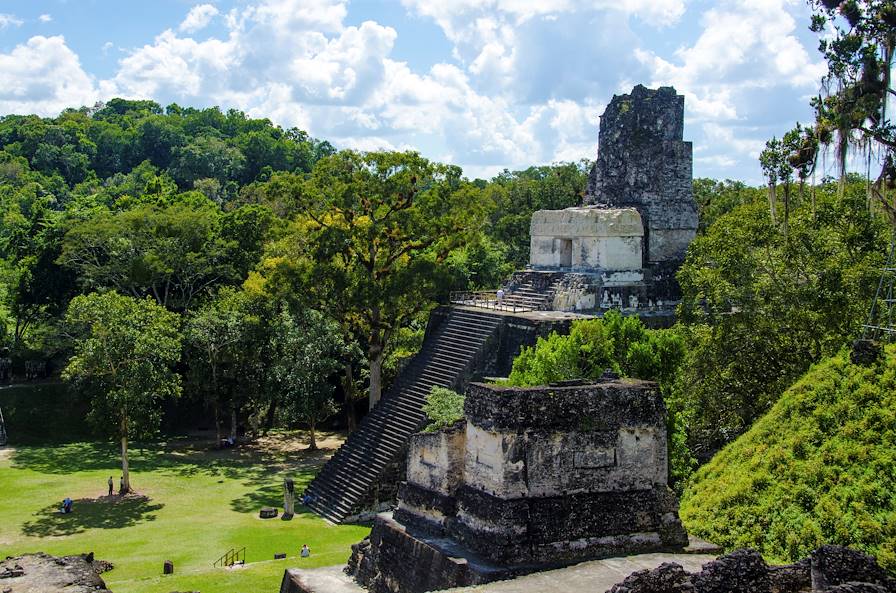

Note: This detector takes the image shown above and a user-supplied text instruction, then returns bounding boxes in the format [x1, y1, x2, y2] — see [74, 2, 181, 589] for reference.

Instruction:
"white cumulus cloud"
[0, 36, 97, 116]
[0, 13, 23, 29]
[179, 4, 219, 33]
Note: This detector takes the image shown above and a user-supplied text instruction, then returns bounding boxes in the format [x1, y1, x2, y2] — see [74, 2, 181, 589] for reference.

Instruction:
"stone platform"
[280, 550, 718, 593]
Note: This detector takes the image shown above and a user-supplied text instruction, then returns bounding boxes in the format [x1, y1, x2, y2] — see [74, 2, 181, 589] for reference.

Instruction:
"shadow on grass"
[21, 495, 164, 537]
[11, 436, 335, 517]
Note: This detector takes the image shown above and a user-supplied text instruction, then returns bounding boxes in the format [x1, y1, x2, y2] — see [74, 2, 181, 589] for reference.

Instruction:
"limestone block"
[405, 424, 465, 495]
[462, 424, 528, 499]
[529, 207, 643, 271]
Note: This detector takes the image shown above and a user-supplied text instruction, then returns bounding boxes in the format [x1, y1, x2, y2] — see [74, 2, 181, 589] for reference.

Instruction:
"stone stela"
[341, 378, 690, 593]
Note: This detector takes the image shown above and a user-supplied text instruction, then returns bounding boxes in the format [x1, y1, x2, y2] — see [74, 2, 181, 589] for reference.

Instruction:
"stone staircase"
[0, 407, 7, 446]
[304, 307, 504, 524]
[501, 277, 562, 311]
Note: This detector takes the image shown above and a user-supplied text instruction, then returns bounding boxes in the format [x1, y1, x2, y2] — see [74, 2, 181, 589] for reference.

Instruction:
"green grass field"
[0, 410, 370, 593]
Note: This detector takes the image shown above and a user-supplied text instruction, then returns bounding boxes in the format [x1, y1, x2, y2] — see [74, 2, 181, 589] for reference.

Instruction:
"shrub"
[422, 387, 465, 432]
[680, 345, 896, 569]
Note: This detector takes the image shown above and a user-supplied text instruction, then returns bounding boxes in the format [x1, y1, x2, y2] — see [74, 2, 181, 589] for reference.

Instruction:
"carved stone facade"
[345, 379, 689, 593]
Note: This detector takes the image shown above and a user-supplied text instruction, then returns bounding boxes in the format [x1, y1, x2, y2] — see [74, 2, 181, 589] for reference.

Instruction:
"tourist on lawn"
[61, 498, 72, 513]
[107, 476, 113, 497]
[119, 476, 125, 495]
[300, 544, 310, 558]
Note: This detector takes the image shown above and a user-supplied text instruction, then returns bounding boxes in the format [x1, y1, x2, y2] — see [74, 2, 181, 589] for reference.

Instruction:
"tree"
[185, 288, 247, 444]
[288, 150, 485, 408]
[270, 308, 348, 449]
[808, 1, 896, 217]
[759, 137, 793, 232]
[63, 292, 182, 493]
[59, 197, 237, 311]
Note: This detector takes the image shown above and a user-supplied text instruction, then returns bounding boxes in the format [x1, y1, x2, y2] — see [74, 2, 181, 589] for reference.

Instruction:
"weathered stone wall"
[607, 545, 896, 593]
[448, 380, 686, 565]
[345, 516, 498, 593]
[529, 207, 644, 271]
[584, 85, 697, 264]
[348, 379, 693, 593]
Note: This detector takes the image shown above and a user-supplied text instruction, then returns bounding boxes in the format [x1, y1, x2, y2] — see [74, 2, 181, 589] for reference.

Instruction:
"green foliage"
[422, 387, 465, 432]
[270, 308, 349, 449]
[486, 163, 588, 267]
[680, 346, 896, 570]
[505, 312, 692, 486]
[507, 311, 684, 386]
[63, 292, 183, 440]
[267, 150, 487, 404]
[675, 178, 888, 459]
[62, 291, 182, 489]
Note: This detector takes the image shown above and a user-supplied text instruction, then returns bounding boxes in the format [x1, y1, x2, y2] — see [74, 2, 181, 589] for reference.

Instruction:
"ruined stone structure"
[608, 545, 896, 593]
[305, 85, 698, 526]
[519, 84, 697, 313]
[0, 553, 114, 593]
[585, 84, 698, 264]
[340, 378, 689, 593]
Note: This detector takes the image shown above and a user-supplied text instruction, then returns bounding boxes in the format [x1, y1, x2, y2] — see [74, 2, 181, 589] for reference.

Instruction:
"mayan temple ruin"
[335, 378, 691, 593]
[301, 85, 700, 530]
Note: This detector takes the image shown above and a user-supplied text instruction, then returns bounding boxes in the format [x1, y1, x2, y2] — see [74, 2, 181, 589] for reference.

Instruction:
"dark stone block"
[464, 380, 663, 431]
[163, 560, 174, 575]
[850, 339, 882, 366]
[608, 562, 695, 593]
[768, 559, 810, 593]
[692, 549, 769, 593]
[811, 545, 895, 592]
[260, 507, 278, 519]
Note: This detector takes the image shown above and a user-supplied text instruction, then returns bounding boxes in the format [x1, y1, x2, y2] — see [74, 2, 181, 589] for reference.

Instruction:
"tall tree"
[809, 0, 896, 219]
[289, 150, 485, 408]
[270, 308, 348, 449]
[185, 287, 247, 444]
[63, 292, 182, 493]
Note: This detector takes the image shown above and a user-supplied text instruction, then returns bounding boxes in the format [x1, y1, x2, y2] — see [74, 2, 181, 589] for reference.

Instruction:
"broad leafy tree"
[270, 308, 348, 449]
[287, 150, 486, 408]
[63, 292, 182, 493]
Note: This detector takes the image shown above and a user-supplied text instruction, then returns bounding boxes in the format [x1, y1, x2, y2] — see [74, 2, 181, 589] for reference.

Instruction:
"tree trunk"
[263, 399, 277, 435]
[214, 401, 222, 446]
[120, 414, 130, 494]
[308, 421, 318, 451]
[768, 183, 778, 225]
[783, 183, 790, 239]
[368, 346, 384, 410]
[343, 363, 357, 433]
[230, 404, 238, 442]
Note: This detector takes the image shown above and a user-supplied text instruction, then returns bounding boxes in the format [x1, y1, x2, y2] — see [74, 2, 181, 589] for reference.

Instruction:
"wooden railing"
[449, 291, 537, 312]
[213, 547, 246, 568]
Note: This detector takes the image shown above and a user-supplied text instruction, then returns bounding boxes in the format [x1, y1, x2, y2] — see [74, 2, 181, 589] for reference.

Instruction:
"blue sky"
[0, 0, 829, 182]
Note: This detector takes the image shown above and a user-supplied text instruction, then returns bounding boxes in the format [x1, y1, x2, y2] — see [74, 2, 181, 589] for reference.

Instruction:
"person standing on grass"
[119, 476, 125, 496]
[300, 544, 310, 558]
[107, 476, 113, 497]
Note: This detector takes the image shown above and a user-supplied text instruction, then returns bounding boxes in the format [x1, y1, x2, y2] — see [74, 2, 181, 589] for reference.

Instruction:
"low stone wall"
[464, 380, 664, 431]
[346, 516, 498, 593]
[608, 545, 896, 593]
[449, 485, 687, 565]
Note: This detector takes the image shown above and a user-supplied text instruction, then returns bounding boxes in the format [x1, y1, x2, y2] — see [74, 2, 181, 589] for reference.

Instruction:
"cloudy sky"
[0, 0, 827, 182]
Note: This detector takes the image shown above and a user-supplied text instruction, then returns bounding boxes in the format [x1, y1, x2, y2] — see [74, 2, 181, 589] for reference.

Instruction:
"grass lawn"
[0, 432, 370, 593]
